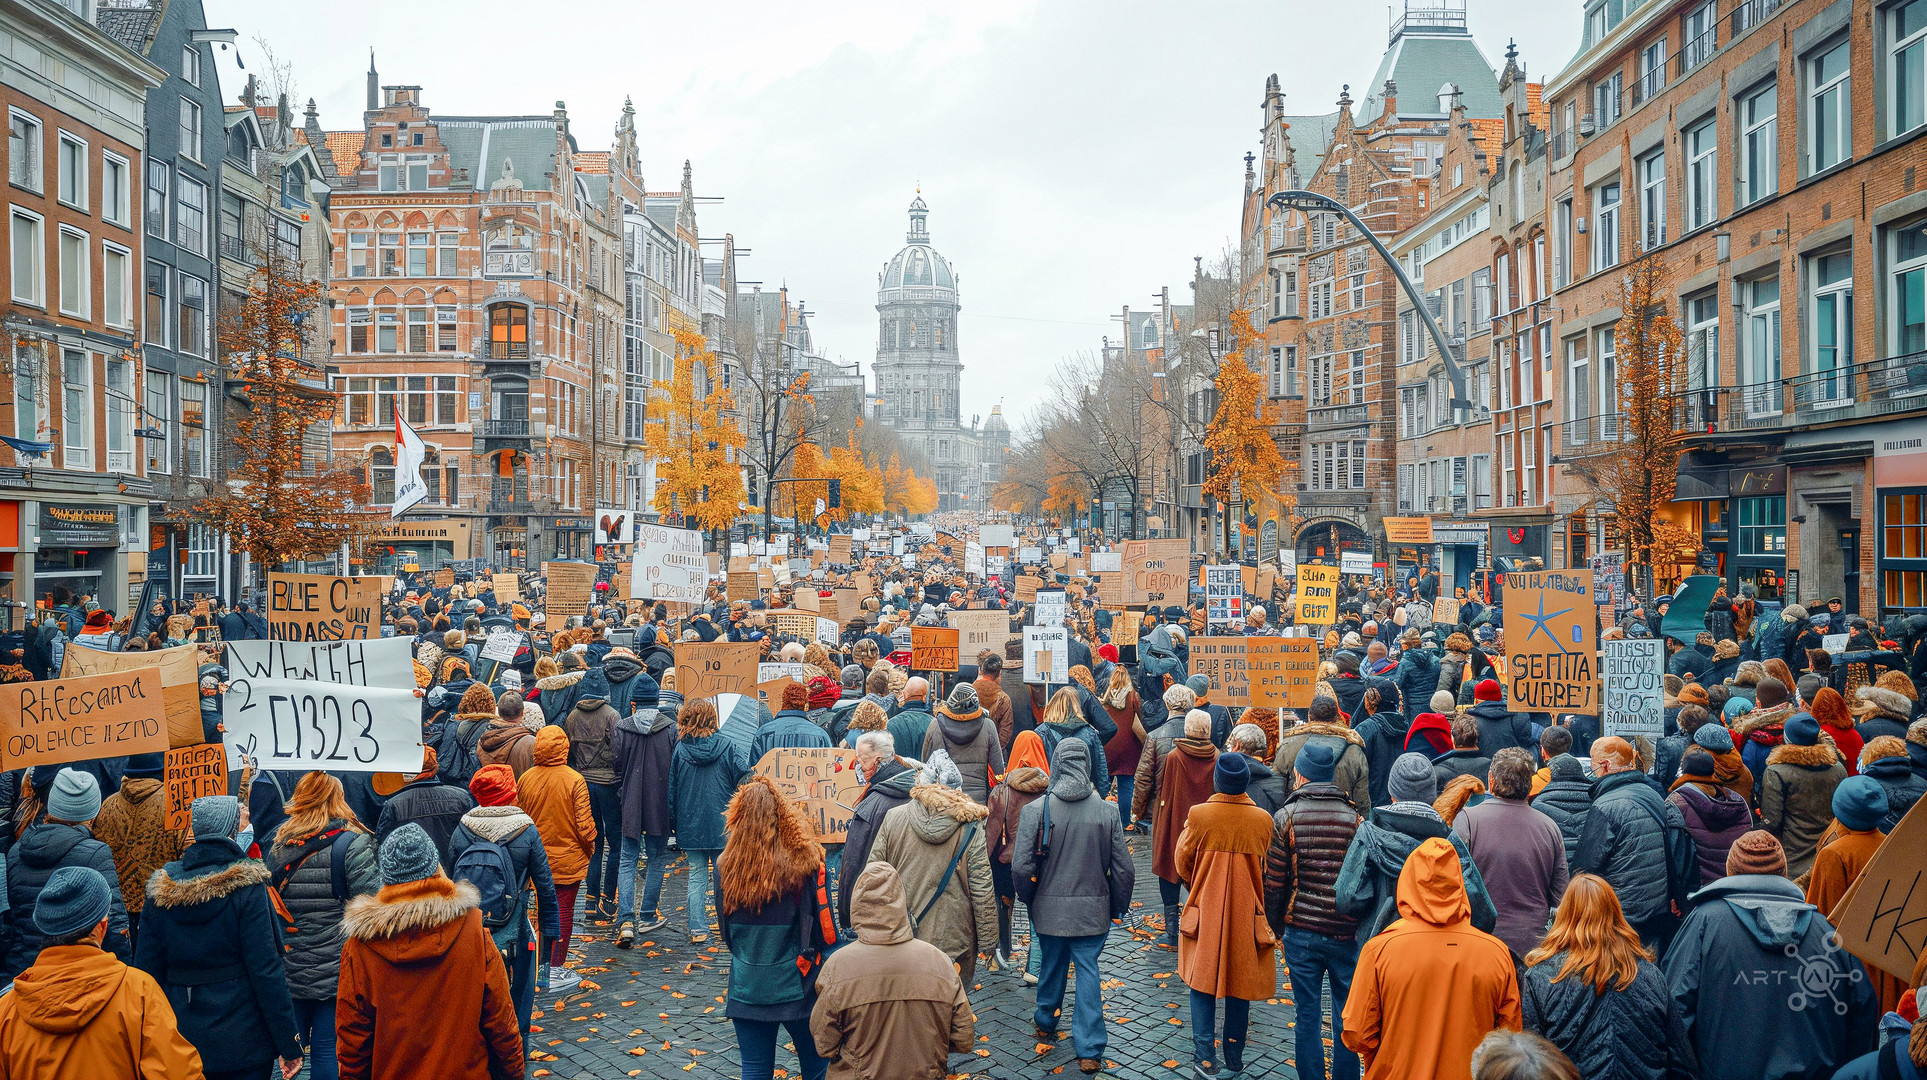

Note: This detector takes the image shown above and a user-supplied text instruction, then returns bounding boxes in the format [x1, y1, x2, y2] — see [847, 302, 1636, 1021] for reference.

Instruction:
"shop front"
[372, 518, 476, 572]
[1727, 465, 1789, 604]
[1433, 523, 1488, 595]
[32, 501, 131, 611]
[547, 516, 593, 562]
[1873, 418, 1927, 616]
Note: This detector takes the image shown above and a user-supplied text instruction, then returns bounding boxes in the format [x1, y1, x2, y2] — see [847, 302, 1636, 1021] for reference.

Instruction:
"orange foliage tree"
[644, 328, 747, 535]
[1201, 308, 1288, 552]
[195, 254, 371, 568]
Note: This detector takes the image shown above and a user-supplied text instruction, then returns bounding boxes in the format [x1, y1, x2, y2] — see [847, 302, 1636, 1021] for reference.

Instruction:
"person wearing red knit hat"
[1467, 679, 1536, 758]
[451, 762, 560, 1023]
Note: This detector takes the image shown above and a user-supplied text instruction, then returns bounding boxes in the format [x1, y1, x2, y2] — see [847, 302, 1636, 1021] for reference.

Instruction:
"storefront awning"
[1675, 467, 1728, 502]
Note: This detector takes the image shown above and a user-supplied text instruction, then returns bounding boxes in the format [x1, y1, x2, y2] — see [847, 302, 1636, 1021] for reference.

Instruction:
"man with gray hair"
[1132, 683, 1198, 827]
[886, 676, 935, 755]
[838, 728, 918, 929]
[1230, 723, 1287, 815]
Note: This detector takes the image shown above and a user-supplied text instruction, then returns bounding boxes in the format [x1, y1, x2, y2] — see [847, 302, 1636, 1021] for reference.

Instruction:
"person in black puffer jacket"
[1650, 704, 1713, 791]
[566, 664, 624, 916]
[265, 773, 381, 1080]
[1, 768, 130, 979]
[1859, 735, 1927, 832]
[1466, 679, 1536, 756]
[137, 796, 302, 1080]
[374, 747, 477, 869]
[1352, 682, 1412, 809]
[1572, 737, 1685, 950]
[1389, 635, 1437, 723]
[1531, 754, 1595, 866]
[838, 734, 919, 929]
[613, 678, 677, 942]
[1520, 874, 1698, 1080]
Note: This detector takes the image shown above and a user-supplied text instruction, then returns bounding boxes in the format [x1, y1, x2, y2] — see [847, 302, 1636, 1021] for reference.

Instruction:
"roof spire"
[366, 49, 378, 112]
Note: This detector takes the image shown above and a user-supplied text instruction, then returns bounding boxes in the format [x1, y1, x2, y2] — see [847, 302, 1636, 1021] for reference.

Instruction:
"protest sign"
[1340, 550, 1373, 575]
[1384, 517, 1436, 544]
[1432, 597, 1461, 626]
[675, 642, 759, 702]
[965, 541, 984, 577]
[794, 587, 820, 613]
[493, 573, 521, 602]
[1123, 539, 1190, 606]
[226, 638, 416, 690]
[1023, 626, 1068, 686]
[829, 535, 852, 563]
[164, 743, 227, 831]
[2, 669, 170, 768]
[758, 663, 813, 684]
[1601, 638, 1665, 738]
[1033, 590, 1067, 628]
[1503, 569, 1598, 715]
[434, 567, 454, 591]
[61, 643, 201, 747]
[221, 678, 423, 773]
[1833, 800, 1927, 979]
[911, 627, 960, 672]
[752, 746, 863, 842]
[480, 630, 524, 664]
[1257, 567, 1277, 600]
[542, 562, 597, 626]
[1015, 576, 1039, 603]
[1205, 566, 1243, 626]
[1588, 553, 1625, 608]
[1109, 612, 1140, 649]
[1091, 551, 1122, 573]
[770, 612, 819, 641]
[1019, 546, 1042, 564]
[831, 588, 862, 627]
[950, 610, 1011, 658]
[629, 524, 706, 604]
[1296, 564, 1339, 625]
[1248, 637, 1319, 709]
[730, 542, 749, 559]
[1822, 633, 1849, 654]
[267, 573, 381, 641]
[728, 569, 759, 600]
[980, 524, 1015, 548]
[1278, 549, 1297, 575]
[1189, 637, 1252, 708]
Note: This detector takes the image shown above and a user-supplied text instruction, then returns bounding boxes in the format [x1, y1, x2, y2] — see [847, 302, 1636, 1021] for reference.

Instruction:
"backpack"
[437, 719, 488, 788]
[1633, 794, 1700, 915]
[452, 830, 524, 931]
[266, 829, 356, 947]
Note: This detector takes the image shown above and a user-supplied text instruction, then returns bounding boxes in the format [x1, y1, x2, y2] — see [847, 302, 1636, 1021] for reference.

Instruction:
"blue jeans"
[1035, 931, 1109, 1059]
[615, 834, 673, 922]
[292, 997, 337, 1080]
[685, 849, 718, 934]
[1283, 927, 1360, 1080]
[585, 782, 622, 901]
[732, 1017, 826, 1080]
[1111, 772, 1135, 829]
[1189, 990, 1250, 1070]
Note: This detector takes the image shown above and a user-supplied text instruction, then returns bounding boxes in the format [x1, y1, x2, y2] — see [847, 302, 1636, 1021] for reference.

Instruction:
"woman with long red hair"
[1520, 874, 1696, 1080]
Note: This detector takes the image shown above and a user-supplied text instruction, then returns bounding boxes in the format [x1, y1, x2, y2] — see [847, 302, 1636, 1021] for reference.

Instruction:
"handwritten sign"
[1124, 539, 1190, 606]
[675, 642, 760, 703]
[480, 630, 524, 663]
[1339, 550, 1373, 575]
[222, 678, 423, 773]
[1833, 800, 1927, 979]
[226, 638, 416, 690]
[1384, 517, 1436, 544]
[492, 573, 521, 603]
[1, 669, 169, 768]
[950, 610, 1010, 660]
[433, 567, 454, 591]
[61, 643, 200, 748]
[829, 535, 852, 563]
[1091, 551, 1122, 573]
[1190, 637, 1251, 709]
[1023, 626, 1068, 686]
[543, 562, 598, 626]
[1248, 637, 1319, 709]
[1205, 566, 1243, 626]
[1015, 576, 1039, 604]
[267, 573, 381, 641]
[164, 743, 227, 831]
[1503, 569, 1598, 715]
[1432, 597, 1461, 627]
[912, 626, 960, 672]
[1108, 612, 1139, 650]
[1033, 590, 1067, 628]
[629, 524, 706, 603]
[1296, 564, 1339, 625]
[752, 746, 863, 842]
[1602, 638, 1664, 738]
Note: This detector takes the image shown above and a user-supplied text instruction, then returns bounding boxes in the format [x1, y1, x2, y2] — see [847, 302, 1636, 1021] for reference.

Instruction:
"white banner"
[965, 541, 984, 577]
[1090, 551, 1122, 573]
[1033, 590, 1067, 627]
[480, 629, 524, 663]
[1339, 550, 1372, 574]
[630, 524, 707, 603]
[391, 409, 428, 519]
[1024, 626, 1068, 686]
[222, 679, 424, 774]
[225, 638, 416, 690]
[593, 507, 634, 546]
[1602, 638, 1665, 738]
[979, 524, 1014, 548]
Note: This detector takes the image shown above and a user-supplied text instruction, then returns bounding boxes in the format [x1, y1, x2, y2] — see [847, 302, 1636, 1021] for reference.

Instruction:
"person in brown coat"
[1131, 684, 1197, 827]
[973, 651, 1014, 749]
[1175, 752, 1276, 1078]
[1272, 696, 1371, 812]
[477, 694, 537, 779]
[518, 724, 595, 992]
[1152, 709, 1219, 950]
[89, 753, 186, 951]
[335, 823, 523, 1080]
[809, 861, 975, 1080]
[1760, 712, 1846, 879]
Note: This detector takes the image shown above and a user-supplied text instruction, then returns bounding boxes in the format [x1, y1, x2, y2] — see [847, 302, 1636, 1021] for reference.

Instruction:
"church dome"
[983, 403, 1008, 432]
[879, 196, 957, 304]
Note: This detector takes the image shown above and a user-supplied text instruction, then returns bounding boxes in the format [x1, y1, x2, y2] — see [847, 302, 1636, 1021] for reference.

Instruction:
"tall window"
[405, 306, 429, 353]
[347, 308, 370, 353]
[437, 305, 458, 351]
[1684, 0, 1718, 69]
[1685, 118, 1717, 231]
[1638, 150, 1666, 248]
[61, 349, 90, 468]
[1686, 291, 1720, 393]
[175, 176, 205, 255]
[56, 227, 85, 317]
[105, 358, 133, 472]
[186, 524, 216, 579]
[1892, 0, 1926, 137]
[1739, 83, 1778, 206]
[1472, 267, 1491, 327]
[1270, 347, 1284, 397]
[1736, 496, 1787, 555]
[437, 231, 459, 276]
[144, 372, 170, 474]
[1743, 277, 1783, 416]
[1593, 181, 1621, 271]
[1891, 222, 1927, 356]
[489, 305, 528, 357]
[1597, 327, 1620, 438]
[177, 274, 206, 357]
[1309, 353, 1334, 406]
[180, 378, 206, 477]
[101, 243, 129, 329]
[407, 231, 430, 276]
[1555, 198, 1574, 286]
[1809, 40, 1852, 174]
[379, 232, 401, 276]
[1593, 71, 1623, 128]
[144, 261, 167, 345]
[375, 309, 398, 353]
[10, 210, 41, 305]
[181, 44, 199, 87]
[1566, 338, 1590, 432]
[407, 157, 429, 191]
[274, 218, 299, 263]
[145, 160, 166, 238]
[1639, 37, 1668, 101]
[8, 111, 40, 190]
[55, 134, 84, 209]
[178, 99, 201, 161]
[347, 232, 371, 277]
[101, 152, 128, 228]
[1346, 350, 1365, 404]
[1810, 252, 1855, 405]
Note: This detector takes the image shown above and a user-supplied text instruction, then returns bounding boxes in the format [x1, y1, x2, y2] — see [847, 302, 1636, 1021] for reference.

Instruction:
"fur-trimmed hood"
[1713, 638, 1741, 660]
[146, 858, 270, 909]
[905, 781, 990, 844]
[1283, 719, 1365, 747]
[342, 874, 480, 956]
[535, 669, 585, 692]
[1002, 765, 1049, 795]
[1731, 661, 1765, 688]
[1909, 719, 1927, 749]
[458, 804, 535, 843]
[1733, 701, 1795, 740]
[1855, 685, 1914, 724]
[1766, 741, 1844, 770]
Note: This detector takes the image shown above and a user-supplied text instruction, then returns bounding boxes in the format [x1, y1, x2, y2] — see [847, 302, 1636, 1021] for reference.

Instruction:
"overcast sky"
[204, 0, 1576, 431]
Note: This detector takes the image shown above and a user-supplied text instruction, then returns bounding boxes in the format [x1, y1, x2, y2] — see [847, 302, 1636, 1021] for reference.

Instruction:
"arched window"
[371, 446, 394, 503]
[484, 223, 535, 277]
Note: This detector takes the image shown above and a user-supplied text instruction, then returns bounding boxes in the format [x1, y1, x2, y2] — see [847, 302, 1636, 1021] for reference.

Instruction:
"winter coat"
[1342, 837, 1521, 1080]
[755, 709, 833, 764]
[519, 726, 596, 885]
[920, 706, 1005, 806]
[475, 719, 536, 781]
[1468, 699, 1535, 757]
[809, 862, 974, 1080]
[1521, 951, 1696, 1080]
[1572, 770, 1687, 927]
[3, 823, 130, 978]
[1012, 740, 1133, 937]
[868, 783, 996, 982]
[1806, 826, 1884, 922]
[599, 652, 648, 720]
[1101, 691, 1143, 776]
[1862, 753, 1927, 832]
[838, 760, 918, 929]
[1035, 716, 1110, 798]
[1435, 648, 1472, 701]
[883, 700, 935, 760]
[266, 821, 380, 1000]
[135, 838, 302, 1072]
[1130, 716, 1184, 824]
[1431, 749, 1492, 791]
[984, 767, 1048, 867]
[1735, 700, 1797, 786]
[336, 874, 525, 1080]
[1662, 874, 1879, 1080]
[1261, 780, 1361, 940]
[1072, 683, 1121, 745]
[1530, 755, 1595, 866]
[449, 805, 560, 947]
[1392, 649, 1440, 722]
[718, 868, 834, 1024]
[1000, 668, 1039, 737]
[0, 944, 203, 1079]
[1455, 796, 1568, 957]
[374, 778, 476, 870]
[1327, 674, 1368, 723]
[1753, 612, 1796, 671]
[90, 777, 187, 918]
[1241, 756, 1288, 817]
[1150, 737, 1218, 883]
[1760, 741, 1847, 879]
[534, 668, 588, 730]
[1334, 806, 1498, 941]
[1174, 792, 1278, 1003]
[563, 696, 619, 788]
[1354, 709, 1418, 808]
[669, 730, 744, 853]
[1668, 782, 1754, 887]
[615, 703, 679, 839]
[1854, 684, 1914, 745]
[1404, 711, 1456, 759]
[1273, 721, 1371, 813]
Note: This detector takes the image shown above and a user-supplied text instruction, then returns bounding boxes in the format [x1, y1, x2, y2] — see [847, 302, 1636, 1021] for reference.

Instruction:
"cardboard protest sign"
[1123, 539, 1189, 606]
[61, 643, 201, 747]
[675, 642, 760, 703]
[1257, 567, 1277, 600]
[1189, 637, 1251, 708]
[1295, 564, 1340, 625]
[727, 569, 759, 600]
[2, 669, 170, 768]
[629, 524, 706, 603]
[770, 612, 820, 641]
[1014, 576, 1039, 603]
[492, 573, 521, 602]
[434, 567, 454, 591]
[267, 573, 382, 641]
[1602, 638, 1664, 738]
[1108, 612, 1140, 649]
[950, 610, 1011, 659]
[1832, 799, 1927, 979]
[1023, 626, 1068, 686]
[829, 535, 852, 563]
[221, 678, 424, 773]
[911, 627, 960, 672]
[164, 743, 227, 831]
[1248, 637, 1319, 709]
[1432, 597, 1461, 626]
[1384, 517, 1436, 544]
[226, 638, 416, 690]
[753, 746, 863, 842]
[794, 587, 820, 613]
[1503, 569, 1598, 715]
[832, 588, 862, 627]
[542, 562, 598, 626]
[755, 677, 797, 710]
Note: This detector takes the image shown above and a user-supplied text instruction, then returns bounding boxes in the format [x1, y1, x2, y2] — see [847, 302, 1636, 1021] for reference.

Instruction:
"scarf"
[1103, 683, 1132, 710]
[1006, 730, 1050, 776]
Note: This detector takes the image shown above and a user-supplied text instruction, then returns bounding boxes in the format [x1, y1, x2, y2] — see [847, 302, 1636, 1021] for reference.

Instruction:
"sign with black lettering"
[1123, 538, 1189, 606]
[912, 626, 960, 672]
[164, 743, 228, 831]
[1503, 569, 1598, 715]
[267, 573, 382, 641]
[1248, 637, 1319, 709]
[226, 638, 416, 690]
[752, 746, 863, 842]
[1602, 638, 1664, 737]
[61, 643, 201, 748]
[221, 678, 423, 774]
[1190, 637, 1252, 709]
[675, 642, 760, 702]
[1296, 565, 1339, 625]
[2, 669, 170, 769]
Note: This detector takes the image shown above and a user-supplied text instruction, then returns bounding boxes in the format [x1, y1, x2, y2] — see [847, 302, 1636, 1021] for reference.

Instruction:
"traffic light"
[827, 479, 842, 509]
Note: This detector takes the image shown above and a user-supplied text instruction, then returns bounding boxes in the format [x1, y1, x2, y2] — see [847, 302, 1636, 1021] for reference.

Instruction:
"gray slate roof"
[434, 117, 574, 190]
[1354, 30, 1501, 126]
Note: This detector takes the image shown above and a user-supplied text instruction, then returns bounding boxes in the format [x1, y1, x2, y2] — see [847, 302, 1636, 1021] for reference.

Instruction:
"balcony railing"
[475, 340, 530, 361]
[1308, 403, 1369, 429]
[1630, 65, 1666, 107]
[478, 419, 530, 438]
[1677, 27, 1718, 76]
[1730, 0, 1783, 37]
[1675, 352, 1927, 434]
[1561, 413, 1631, 456]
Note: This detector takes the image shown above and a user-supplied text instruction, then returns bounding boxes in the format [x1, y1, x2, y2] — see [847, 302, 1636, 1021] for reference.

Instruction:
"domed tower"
[875, 195, 962, 442]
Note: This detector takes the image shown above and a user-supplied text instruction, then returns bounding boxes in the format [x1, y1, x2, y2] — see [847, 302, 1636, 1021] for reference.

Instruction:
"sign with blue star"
[1501, 568, 1598, 715]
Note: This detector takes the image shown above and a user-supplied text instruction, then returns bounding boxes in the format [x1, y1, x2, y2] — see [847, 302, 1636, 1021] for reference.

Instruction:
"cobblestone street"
[527, 834, 1315, 1079]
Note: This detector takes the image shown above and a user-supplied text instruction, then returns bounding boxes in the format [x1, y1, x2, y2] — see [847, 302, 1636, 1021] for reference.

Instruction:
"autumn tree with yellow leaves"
[644, 328, 747, 536]
[1201, 308, 1288, 553]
